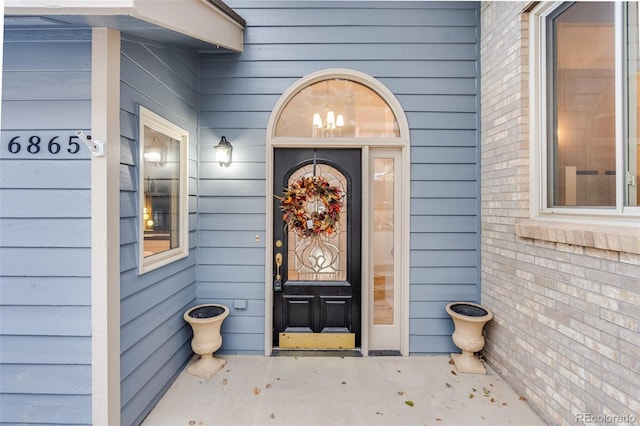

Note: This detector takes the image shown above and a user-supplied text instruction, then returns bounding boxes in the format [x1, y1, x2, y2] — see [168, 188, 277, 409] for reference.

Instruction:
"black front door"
[273, 148, 361, 349]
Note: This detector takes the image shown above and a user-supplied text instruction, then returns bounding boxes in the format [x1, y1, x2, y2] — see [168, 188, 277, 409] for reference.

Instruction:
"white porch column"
[91, 28, 121, 426]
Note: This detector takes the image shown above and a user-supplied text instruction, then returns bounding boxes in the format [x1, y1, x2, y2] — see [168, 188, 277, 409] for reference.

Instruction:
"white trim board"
[91, 28, 121, 426]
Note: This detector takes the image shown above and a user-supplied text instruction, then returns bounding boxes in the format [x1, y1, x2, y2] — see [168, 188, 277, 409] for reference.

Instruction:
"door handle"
[274, 252, 283, 292]
[275, 253, 283, 280]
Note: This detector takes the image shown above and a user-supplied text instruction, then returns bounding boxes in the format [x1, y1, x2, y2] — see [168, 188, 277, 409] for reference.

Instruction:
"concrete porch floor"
[142, 354, 546, 426]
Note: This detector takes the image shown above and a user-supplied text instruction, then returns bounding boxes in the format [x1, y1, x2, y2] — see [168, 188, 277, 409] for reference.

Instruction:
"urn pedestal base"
[187, 353, 226, 379]
[451, 352, 486, 375]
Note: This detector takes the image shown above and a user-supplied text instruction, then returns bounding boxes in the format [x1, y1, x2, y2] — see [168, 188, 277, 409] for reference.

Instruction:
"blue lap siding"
[198, 0, 480, 354]
[119, 36, 199, 426]
[0, 28, 93, 425]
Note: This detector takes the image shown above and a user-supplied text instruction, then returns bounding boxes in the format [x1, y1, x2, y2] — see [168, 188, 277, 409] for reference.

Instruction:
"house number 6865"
[7, 135, 81, 155]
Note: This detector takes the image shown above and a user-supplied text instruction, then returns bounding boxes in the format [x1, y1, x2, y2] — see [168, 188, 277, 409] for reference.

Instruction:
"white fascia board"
[5, 0, 133, 14]
[132, 0, 243, 51]
[5, 0, 244, 52]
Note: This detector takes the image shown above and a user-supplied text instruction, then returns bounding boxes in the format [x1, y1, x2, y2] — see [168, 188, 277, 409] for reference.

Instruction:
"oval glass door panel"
[287, 163, 348, 282]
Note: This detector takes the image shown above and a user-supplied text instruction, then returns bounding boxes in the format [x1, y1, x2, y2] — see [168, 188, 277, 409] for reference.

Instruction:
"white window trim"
[137, 106, 189, 274]
[529, 1, 640, 223]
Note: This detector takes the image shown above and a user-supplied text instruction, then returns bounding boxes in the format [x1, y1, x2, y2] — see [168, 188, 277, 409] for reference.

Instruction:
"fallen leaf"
[445, 383, 451, 388]
[519, 396, 527, 401]
[189, 422, 196, 426]
[405, 400, 414, 407]
[341, 381, 347, 385]
[451, 370, 457, 376]
[254, 387, 261, 395]
[376, 412, 383, 416]
[397, 370, 402, 373]
[398, 391, 405, 395]
[472, 387, 477, 392]
[266, 383, 272, 389]
[483, 387, 490, 394]
[490, 383, 493, 387]
[502, 402, 508, 406]
[270, 413, 275, 419]
[449, 358, 455, 365]
[435, 418, 442, 422]
[490, 398, 496, 403]
[469, 393, 475, 399]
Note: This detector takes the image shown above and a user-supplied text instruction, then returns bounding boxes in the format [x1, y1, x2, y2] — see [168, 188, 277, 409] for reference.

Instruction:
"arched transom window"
[274, 78, 400, 138]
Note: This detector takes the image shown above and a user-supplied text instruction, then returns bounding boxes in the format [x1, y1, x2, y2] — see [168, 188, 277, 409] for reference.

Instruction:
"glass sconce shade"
[144, 136, 167, 166]
[214, 136, 233, 167]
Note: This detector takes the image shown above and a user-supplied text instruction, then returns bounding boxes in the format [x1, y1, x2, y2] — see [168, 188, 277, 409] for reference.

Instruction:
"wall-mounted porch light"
[214, 136, 233, 167]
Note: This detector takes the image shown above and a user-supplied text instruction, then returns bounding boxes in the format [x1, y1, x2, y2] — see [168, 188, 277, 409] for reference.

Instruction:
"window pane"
[373, 158, 394, 325]
[549, 2, 616, 207]
[627, 3, 640, 206]
[143, 127, 181, 257]
[275, 79, 399, 138]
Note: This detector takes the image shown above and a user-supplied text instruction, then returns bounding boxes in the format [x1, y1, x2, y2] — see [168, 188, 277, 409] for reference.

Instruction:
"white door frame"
[264, 69, 410, 356]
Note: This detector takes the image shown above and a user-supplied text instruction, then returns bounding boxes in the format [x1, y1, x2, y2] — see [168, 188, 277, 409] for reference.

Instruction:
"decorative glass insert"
[275, 79, 399, 138]
[286, 163, 348, 281]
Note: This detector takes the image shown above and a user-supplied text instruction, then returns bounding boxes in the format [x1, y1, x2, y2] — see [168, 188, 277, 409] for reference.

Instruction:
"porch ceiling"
[4, 0, 245, 52]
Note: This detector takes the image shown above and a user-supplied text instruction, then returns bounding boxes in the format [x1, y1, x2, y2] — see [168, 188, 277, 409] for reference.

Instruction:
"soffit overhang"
[4, 0, 245, 52]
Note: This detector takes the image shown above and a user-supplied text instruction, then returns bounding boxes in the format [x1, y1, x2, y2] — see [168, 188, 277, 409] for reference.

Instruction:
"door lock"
[274, 252, 283, 292]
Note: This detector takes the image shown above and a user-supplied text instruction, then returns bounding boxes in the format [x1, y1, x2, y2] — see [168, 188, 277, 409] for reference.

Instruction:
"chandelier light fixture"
[312, 111, 344, 137]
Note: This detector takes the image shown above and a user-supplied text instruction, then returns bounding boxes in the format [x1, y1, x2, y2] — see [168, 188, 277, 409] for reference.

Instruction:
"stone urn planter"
[184, 304, 229, 379]
[445, 302, 493, 374]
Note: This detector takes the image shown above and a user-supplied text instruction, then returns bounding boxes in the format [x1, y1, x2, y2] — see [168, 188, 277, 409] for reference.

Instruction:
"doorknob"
[274, 252, 283, 292]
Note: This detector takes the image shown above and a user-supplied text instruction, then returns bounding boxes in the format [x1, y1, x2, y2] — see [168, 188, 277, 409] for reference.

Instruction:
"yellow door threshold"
[279, 332, 355, 349]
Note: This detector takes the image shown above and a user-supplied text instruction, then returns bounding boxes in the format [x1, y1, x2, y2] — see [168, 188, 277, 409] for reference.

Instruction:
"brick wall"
[480, 2, 640, 425]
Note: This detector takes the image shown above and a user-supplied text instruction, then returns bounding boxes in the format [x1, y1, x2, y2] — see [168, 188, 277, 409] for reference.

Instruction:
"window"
[274, 78, 399, 138]
[138, 106, 189, 273]
[533, 2, 640, 215]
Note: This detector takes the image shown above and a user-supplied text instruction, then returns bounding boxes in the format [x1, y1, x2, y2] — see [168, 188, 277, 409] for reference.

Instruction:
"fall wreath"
[279, 176, 343, 238]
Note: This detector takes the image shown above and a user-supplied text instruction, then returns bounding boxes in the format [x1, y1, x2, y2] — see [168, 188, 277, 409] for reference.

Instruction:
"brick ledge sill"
[515, 219, 640, 255]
